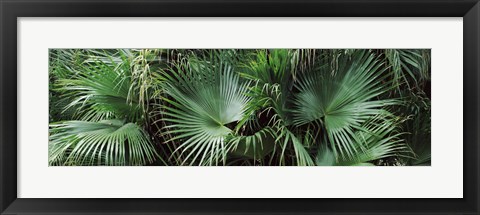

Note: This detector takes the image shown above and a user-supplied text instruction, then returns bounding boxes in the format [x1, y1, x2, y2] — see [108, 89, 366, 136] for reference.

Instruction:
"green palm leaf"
[49, 119, 158, 166]
[292, 50, 399, 160]
[49, 50, 161, 166]
[56, 53, 142, 122]
[229, 127, 276, 160]
[275, 127, 315, 166]
[385, 49, 430, 91]
[240, 49, 315, 165]
[48, 48, 428, 166]
[316, 114, 409, 166]
[159, 51, 250, 165]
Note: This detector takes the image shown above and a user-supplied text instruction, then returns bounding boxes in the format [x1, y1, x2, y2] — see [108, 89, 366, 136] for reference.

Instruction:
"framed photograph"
[1, 0, 478, 214]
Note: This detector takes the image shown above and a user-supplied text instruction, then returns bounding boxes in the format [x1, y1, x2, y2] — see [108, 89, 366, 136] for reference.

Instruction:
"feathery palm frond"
[240, 49, 299, 123]
[385, 49, 430, 91]
[49, 49, 90, 122]
[240, 49, 315, 165]
[399, 91, 431, 165]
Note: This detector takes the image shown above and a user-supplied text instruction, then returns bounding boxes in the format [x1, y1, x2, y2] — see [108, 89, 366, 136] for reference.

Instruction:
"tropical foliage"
[49, 49, 431, 166]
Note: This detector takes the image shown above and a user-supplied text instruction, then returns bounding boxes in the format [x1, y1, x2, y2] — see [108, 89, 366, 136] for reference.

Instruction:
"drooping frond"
[49, 119, 158, 166]
[385, 49, 430, 91]
[229, 127, 276, 160]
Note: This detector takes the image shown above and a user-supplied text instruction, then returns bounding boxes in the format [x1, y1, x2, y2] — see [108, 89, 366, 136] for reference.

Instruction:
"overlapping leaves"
[48, 49, 430, 166]
[49, 50, 159, 166]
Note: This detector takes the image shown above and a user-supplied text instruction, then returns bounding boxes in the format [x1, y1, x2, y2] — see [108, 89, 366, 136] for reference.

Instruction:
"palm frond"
[385, 49, 430, 91]
[398, 91, 431, 165]
[277, 127, 315, 166]
[159, 51, 251, 165]
[55, 55, 142, 122]
[48, 48, 430, 166]
[316, 114, 409, 166]
[240, 49, 299, 123]
[229, 127, 276, 160]
[49, 119, 159, 166]
[292, 50, 399, 160]
[337, 114, 410, 165]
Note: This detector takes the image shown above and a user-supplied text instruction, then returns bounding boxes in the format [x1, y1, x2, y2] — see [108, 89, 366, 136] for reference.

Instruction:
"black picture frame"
[1, 0, 478, 214]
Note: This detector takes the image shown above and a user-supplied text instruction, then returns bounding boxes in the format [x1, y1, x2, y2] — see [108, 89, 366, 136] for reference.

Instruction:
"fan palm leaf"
[56, 54, 142, 122]
[49, 119, 158, 166]
[159, 51, 251, 165]
[292, 50, 399, 160]
[316, 114, 409, 166]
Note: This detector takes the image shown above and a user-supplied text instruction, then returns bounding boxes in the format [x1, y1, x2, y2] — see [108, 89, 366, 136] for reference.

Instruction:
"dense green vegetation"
[48, 49, 431, 166]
